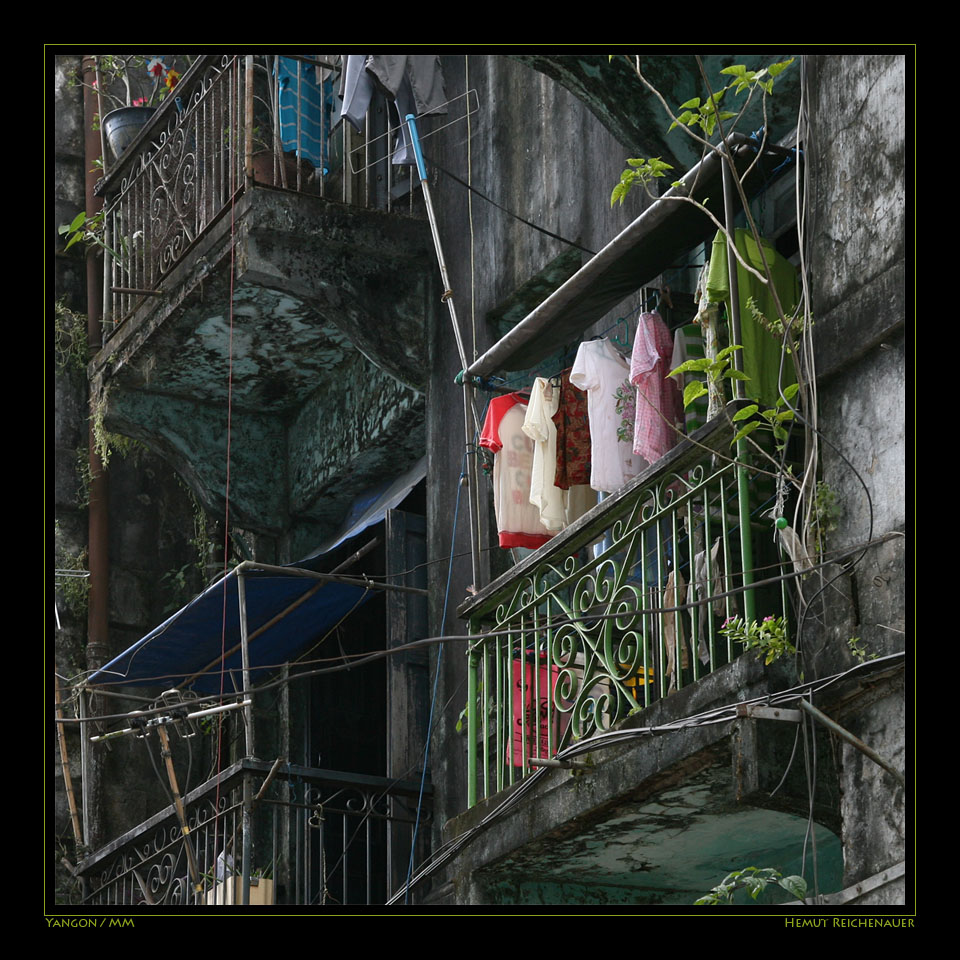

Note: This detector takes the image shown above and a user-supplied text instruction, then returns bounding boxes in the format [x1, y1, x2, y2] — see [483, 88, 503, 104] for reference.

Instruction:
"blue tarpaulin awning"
[88, 568, 371, 695]
[87, 462, 426, 695]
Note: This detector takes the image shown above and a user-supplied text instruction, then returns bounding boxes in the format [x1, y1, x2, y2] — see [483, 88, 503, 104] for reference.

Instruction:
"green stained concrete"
[91, 187, 432, 543]
[477, 764, 842, 905]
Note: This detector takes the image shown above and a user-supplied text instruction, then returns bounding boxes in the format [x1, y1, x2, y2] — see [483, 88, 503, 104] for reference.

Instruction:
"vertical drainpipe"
[721, 153, 756, 624]
[82, 55, 109, 851]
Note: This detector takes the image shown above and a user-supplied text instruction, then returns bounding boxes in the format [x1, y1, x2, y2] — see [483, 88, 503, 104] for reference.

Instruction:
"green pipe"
[467, 641, 478, 808]
[735, 437, 757, 624]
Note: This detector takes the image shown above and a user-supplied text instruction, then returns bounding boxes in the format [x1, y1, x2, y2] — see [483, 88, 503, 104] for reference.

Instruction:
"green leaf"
[70, 211, 87, 232]
[732, 404, 758, 422]
[716, 344, 743, 361]
[775, 409, 795, 422]
[671, 180, 683, 188]
[683, 381, 708, 409]
[720, 64, 747, 77]
[627, 158, 646, 168]
[760, 409, 777, 422]
[678, 97, 701, 109]
[779, 875, 807, 900]
[723, 369, 751, 380]
[781, 383, 800, 402]
[670, 358, 712, 375]
[768, 59, 794, 78]
[64, 233, 84, 251]
[731, 422, 760, 444]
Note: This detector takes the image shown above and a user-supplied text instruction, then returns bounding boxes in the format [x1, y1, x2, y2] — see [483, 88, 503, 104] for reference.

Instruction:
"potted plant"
[68, 55, 187, 161]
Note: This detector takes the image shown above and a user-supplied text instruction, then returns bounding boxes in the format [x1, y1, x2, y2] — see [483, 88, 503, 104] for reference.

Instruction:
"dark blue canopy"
[88, 569, 371, 694]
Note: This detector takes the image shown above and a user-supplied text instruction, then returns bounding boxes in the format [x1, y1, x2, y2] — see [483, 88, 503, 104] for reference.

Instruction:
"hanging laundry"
[571, 339, 646, 493]
[523, 379, 596, 532]
[705, 228, 800, 407]
[663, 567, 689, 694]
[630, 312, 683, 465]
[551, 369, 592, 491]
[479, 393, 553, 550]
[338, 55, 447, 166]
[276, 57, 331, 169]
[691, 536, 738, 665]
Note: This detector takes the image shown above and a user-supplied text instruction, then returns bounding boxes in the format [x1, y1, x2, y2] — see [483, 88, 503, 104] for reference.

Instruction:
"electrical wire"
[405, 456, 464, 903]
[385, 650, 904, 903]
[54, 528, 904, 714]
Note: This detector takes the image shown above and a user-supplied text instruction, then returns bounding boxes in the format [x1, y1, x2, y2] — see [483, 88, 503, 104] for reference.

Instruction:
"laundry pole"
[405, 113, 482, 592]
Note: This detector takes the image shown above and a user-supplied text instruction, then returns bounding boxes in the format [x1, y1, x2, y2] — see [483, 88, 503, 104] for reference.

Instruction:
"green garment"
[705, 229, 799, 407]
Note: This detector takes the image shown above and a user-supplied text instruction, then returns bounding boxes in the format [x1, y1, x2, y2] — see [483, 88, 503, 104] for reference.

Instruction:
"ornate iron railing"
[97, 54, 418, 336]
[460, 412, 790, 805]
[77, 760, 431, 906]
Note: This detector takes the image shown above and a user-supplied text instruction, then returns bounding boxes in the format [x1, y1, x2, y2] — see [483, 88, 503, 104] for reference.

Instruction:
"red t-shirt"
[480, 393, 553, 550]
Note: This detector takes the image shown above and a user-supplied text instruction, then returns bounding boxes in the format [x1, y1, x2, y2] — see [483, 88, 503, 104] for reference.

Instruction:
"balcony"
[77, 759, 431, 907]
[89, 55, 434, 540]
[459, 408, 790, 806]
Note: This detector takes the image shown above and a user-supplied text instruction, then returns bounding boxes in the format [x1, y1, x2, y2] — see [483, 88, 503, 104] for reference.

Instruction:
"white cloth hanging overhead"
[338, 55, 447, 165]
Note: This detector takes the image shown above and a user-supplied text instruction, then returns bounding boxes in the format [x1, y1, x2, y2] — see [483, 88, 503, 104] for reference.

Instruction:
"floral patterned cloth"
[551, 369, 592, 490]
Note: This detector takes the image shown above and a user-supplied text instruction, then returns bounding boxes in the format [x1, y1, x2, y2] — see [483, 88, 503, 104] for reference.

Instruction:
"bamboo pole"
[54, 674, 84, 845]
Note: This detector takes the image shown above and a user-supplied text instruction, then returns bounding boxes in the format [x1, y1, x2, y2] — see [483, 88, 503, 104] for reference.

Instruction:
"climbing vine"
[54, 299, 88, 374]
[54, 520, 89, 619]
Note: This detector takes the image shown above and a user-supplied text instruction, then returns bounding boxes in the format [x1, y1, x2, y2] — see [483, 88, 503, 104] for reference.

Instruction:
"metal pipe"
[722, 156, 757, 623]
[231, 559, 427, 595]
[721, 155, 745, 388]
[527, 757, 591, 770]
[467, 647, 478, 807]
[89, 700, 252, 742]
[237, 571, 254, 758]
[244, 56, 254, 189]
[79, 687, 89, 846]
[798, 699, 904, 787]
[404, 112, 483, 593]
[241, 772, 253, 905]
[82, 55, 110, 852]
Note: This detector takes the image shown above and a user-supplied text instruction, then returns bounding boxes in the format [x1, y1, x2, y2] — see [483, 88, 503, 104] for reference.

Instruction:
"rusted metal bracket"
[528, 757, 592, 770]
[735, 704, 801, 723]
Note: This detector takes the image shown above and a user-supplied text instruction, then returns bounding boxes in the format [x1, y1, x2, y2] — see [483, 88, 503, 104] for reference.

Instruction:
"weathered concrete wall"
[427, 52, 908, 907]
[428, 55, 651, 842]
[807, 54, 906, 899]
[288, 350, 424, 529]
[52, 55, 221, 874]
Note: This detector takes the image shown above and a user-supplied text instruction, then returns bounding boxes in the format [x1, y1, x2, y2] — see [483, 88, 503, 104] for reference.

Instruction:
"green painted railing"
[459, 408, 789, 806]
